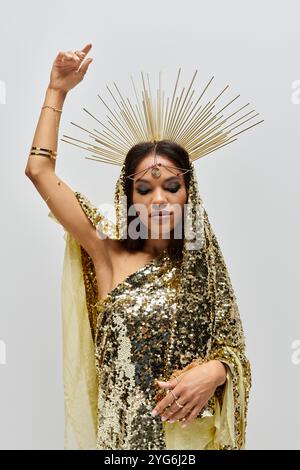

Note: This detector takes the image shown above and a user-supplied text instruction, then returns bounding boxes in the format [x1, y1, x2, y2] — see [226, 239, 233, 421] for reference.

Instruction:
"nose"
[151, 187, 168, 209]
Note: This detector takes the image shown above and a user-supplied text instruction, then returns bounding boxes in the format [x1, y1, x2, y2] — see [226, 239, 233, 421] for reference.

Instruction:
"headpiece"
[61, 68, 263, 181]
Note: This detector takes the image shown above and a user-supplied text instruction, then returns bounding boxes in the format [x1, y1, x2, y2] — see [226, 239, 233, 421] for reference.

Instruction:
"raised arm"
[25, 44, 107, 262]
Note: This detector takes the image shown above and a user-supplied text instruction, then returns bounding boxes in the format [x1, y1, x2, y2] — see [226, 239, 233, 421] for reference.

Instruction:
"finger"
[77, 57, 93, 76]
[55, 51, 72, 65]
[182, 405, 203, 427]
[54, 51, 79, 70]
[57, 53, 79, 69]
[174, 406, 194, 424]
[151, 389, 177, 417]
[167, 402, 195, 424]
[156, 370, 187, 390]
[55, 51, 65, 61]
[65, 51, 80, 62]
[156, 377, 178, 390]
[164, 406, 191, 427]
[161, 398, 190, 422]
[80, 43, 92, 54]
[74, 50, 86, 60]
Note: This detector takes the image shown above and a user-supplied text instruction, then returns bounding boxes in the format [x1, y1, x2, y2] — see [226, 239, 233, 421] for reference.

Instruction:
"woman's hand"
[151, 360, 227, 427]
[48, 43, 93, 94]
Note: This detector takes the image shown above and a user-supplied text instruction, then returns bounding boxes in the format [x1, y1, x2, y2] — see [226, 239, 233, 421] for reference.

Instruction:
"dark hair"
[120, 139, 191, 260]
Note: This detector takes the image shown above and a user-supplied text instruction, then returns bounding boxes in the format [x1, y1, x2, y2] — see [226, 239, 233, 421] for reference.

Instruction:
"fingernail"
[151, 410, 158, 417]
[168, 419, 176, 423]
[161, 416, 167, 422]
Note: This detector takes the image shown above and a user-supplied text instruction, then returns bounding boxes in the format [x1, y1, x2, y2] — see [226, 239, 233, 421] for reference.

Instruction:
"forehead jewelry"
[126, 142, 191, 181]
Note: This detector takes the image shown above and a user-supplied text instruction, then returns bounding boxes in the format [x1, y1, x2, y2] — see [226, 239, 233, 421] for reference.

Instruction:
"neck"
[143, 238, 169, 257]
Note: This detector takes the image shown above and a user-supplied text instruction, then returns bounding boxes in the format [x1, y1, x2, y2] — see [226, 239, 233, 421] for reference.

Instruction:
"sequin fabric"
[74, 159, 251, 450]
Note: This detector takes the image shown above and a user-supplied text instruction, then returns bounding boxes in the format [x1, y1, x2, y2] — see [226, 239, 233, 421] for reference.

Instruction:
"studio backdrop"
[0, 0, 299, 450]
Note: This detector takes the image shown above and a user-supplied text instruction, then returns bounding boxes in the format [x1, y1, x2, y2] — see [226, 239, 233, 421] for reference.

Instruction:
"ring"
[175, 399, 184, 409]
[170, 390, 178, 401]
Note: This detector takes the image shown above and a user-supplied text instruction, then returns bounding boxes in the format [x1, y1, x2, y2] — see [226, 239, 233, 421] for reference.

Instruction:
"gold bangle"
[30, 146, 57, 160]
[30, 152, 56, 160]
[40, 104, 63, 153]
[30, 151, 56, 160]
[31, 146, 57, 156]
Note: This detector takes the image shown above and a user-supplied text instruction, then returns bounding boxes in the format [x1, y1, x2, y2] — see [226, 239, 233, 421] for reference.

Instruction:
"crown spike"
[62, 69, 263, 165]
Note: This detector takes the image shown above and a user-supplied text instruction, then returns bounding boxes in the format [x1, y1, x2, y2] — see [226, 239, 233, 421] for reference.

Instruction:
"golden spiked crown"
[60, 68, 263, 169]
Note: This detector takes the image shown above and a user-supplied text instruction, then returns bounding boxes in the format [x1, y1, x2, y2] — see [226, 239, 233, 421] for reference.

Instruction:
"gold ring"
[170, 390, 178, 401]
[175, 399, 184, 409]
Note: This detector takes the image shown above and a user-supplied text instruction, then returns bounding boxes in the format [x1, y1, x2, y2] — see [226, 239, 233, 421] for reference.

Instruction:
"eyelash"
[136, 185, 181, 195]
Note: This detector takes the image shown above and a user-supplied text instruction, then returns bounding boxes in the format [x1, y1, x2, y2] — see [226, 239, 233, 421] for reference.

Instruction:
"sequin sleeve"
[48, 190, 118, 342]
[47, 191, 117, 240]
[72, 191, 119, 339]
[74, 191, 117, 240]
[203, 209, 252, 449]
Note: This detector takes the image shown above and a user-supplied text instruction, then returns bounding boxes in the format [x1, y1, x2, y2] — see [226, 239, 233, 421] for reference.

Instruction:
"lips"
[151, 211, 172, 217]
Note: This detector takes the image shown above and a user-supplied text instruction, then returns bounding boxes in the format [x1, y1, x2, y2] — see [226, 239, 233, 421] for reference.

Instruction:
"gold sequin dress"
[48, 162, 251, 450]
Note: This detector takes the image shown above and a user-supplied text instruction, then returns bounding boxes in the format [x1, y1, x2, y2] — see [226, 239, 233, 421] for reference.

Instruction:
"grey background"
[0, 0, 299, 450]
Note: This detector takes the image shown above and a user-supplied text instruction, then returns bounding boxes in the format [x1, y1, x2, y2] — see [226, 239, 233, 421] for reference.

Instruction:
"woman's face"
[131, 154, 188, 239]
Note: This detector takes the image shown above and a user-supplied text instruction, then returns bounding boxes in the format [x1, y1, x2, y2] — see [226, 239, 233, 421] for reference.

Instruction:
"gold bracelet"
[30, 152, 57, 160]
[41, 105, 62, 113]
[31, 146, 57, 159]
[37, 104, 62, 160]
[31, 146, 57, 156]
[30, 147, 57, 160]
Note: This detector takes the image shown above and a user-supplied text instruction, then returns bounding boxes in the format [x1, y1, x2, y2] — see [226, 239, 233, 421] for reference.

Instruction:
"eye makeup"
[136, 184, 181, 195]
[135, 179, 182, 195]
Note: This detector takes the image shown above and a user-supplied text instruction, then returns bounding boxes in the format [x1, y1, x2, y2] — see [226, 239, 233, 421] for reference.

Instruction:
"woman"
[25, 43, 252, 450]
